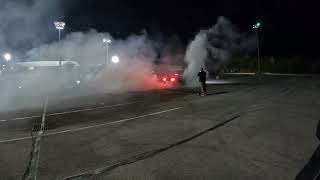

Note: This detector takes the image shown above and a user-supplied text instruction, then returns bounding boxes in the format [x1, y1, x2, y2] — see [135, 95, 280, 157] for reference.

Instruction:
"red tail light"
[174, 73, 179, 76]
[170, 78, 176, 82]
[163, 77, 167, 81]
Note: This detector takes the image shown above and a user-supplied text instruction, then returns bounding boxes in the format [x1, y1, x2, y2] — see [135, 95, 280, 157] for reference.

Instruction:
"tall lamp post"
[253, 22, 261, 73]
[54, 21, 65, 67]
[103, 38, 112, 65]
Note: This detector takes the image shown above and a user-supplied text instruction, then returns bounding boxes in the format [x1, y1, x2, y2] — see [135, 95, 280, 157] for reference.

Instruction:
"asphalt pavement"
[0, 75, 320, 180]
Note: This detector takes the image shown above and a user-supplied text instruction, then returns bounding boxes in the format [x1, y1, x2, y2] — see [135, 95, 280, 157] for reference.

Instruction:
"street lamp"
[111, 55, 119, 64]
[3, 53, 12, 62]
[253, 21, 261, 73]
[54, 21, 65, 67]
[103, 38, 112, 65]
[54, 21, 65, 41]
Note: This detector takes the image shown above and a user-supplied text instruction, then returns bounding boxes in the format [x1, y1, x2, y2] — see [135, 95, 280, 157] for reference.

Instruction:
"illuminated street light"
[54, 21, 65, 30]
[253, 21, 261, 73]
[103, 38, 112, 65]
[54, 21, 65, 67]
[111, 55, 119, 64]
[253, 22, 261, 29]
[54, 21, 65, 41]
[3, 53, 12, 61]
[103, 38, 111, 44]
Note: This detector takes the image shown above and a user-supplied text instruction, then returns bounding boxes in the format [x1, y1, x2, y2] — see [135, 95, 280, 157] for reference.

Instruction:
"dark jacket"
[198, 70, 207, 82]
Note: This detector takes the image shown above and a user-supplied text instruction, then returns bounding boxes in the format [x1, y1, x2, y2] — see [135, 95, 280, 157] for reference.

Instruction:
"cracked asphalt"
[0, 75, 320, 180]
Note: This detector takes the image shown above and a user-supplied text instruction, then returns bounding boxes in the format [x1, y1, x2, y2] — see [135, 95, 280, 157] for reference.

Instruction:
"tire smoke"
[183, 16, 255, 86]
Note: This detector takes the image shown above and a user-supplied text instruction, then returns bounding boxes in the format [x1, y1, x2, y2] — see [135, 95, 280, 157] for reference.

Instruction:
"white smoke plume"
[25, 30, 166, 92]
[0, 0, 183, 113]
[0, 0, 65, 54]
[183, 16, 255, 86]
[0, 29, 177, 112]
[183, 31, 208, 86]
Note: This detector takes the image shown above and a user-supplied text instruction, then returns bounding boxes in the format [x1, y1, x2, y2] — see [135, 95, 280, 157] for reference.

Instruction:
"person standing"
[197, 68, 207, 96]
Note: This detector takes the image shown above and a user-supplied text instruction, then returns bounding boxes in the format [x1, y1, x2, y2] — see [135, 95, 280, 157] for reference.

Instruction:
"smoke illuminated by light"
[111, 55, 119, 64]
[3, 53, 12, 61]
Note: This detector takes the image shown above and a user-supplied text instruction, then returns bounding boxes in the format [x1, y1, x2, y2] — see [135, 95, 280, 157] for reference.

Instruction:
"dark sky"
[65, 0, 319, 57]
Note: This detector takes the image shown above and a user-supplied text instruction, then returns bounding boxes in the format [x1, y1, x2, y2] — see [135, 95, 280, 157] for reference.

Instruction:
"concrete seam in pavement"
[23, 96, 48, 180]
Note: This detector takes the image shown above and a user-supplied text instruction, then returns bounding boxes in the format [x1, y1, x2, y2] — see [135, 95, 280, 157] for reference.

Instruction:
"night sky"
[64, 0, 318, 57]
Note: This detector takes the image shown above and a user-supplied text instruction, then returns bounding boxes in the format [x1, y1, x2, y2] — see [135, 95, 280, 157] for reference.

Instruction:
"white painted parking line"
[0, 101, 139, 122]
[0, 107, 182, 143]
[47, 101, 138, 116]
[44, 107, 182, 137]
[0, 115, 42, 122]
[0, 136, 32, 143]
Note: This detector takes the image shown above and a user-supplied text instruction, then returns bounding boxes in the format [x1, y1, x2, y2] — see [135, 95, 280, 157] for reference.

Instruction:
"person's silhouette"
[197, 68, 207, 96]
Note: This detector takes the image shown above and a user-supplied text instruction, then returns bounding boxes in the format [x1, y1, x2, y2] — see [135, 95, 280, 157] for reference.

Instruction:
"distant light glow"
[103, 38, 111, 44]
[111, 55, 119, 64]
[253, 22, 261, 29]
[170, 78, 176, 82]
[163, 77, 167, 82]
[3, 53, 12, 61]
[28, 66, 35, 70]
[54, 21, 65, 30]
[76, 80, 81, 84]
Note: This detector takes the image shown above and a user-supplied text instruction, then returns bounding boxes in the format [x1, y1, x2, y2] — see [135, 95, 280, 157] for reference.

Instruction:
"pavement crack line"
[23, 96, 48, 180]
[281, 88, 289, 93]
[22, 130, 36, 179]
[59, 115, 240, 180]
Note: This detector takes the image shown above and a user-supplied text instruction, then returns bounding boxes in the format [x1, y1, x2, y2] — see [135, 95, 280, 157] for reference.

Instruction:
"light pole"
[103, 38, 111, 65]
[54, 21, 65, 67]
[253, 22, 261, 73]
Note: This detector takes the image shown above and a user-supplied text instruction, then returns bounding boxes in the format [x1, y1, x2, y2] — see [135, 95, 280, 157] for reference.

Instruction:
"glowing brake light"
[170, 78, 176, 82]
[174, 73, 179, 76]
[163, 77, 167, 81]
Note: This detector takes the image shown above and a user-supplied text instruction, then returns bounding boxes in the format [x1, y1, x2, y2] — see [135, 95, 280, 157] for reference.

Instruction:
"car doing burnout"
[160, 73, 180, 84]
[152, 65, 183, 85]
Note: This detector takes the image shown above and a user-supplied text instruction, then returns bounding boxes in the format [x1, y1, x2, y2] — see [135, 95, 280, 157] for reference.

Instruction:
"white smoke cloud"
[26, 30, 110, 66]
[0, 0, 64, 54]
[183, 16, 255, 86]
[0, 2, 253, 113]
[0, 29, 177, 112]
[183, 31, 208, 86]
[25, 30, 165, 92]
